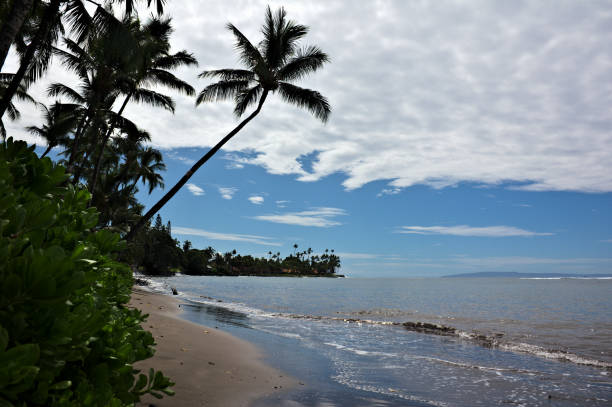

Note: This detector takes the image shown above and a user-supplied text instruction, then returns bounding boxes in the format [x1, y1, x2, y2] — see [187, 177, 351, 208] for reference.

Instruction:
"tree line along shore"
[130, 214, 343, 277]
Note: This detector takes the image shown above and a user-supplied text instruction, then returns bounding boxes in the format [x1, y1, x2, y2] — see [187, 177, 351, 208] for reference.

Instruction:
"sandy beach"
[129, 289, 297, 407]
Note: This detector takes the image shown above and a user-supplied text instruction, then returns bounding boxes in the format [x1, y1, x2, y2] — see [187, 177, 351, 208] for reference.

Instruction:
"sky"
[5, 0, 612, 276]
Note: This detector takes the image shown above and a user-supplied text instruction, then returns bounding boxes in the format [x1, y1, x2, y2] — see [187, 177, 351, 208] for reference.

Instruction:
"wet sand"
[130, 289, 297, 407]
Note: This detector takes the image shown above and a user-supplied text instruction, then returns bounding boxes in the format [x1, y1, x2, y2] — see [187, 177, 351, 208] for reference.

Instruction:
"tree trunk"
[125, 90, 269, 241]
[68, 114, 91, 183]
[90, 92, 132, 202]
[0, 0, 35, 71]
[41, 143, 53, 158]
[0, 0, 60, 120]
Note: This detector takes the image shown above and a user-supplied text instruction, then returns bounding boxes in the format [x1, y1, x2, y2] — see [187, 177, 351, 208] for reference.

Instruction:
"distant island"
[443, 271, 612, 278]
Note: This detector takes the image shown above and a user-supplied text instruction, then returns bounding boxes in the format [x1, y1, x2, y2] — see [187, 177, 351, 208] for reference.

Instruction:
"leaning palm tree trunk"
[0, 0, 60, 120]
[126, 90, 269, 241]
[0, 0, 35, 70]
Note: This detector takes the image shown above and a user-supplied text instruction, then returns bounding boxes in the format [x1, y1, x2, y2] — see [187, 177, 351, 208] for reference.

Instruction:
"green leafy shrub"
[0, 139, 173, 406]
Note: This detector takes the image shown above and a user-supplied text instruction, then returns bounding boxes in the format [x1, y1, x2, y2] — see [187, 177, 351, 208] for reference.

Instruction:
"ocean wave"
[142, 287, 612, 371]
[324, 342, 398, 357]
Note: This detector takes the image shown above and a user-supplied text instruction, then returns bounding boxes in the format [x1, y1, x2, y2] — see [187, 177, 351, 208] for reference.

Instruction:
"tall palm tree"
[89, 16, 196, 200]
[127, 6, 331, 240]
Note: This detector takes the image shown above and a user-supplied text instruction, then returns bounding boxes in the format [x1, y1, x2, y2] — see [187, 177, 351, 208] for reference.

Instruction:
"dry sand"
[130, 289, 297, 407]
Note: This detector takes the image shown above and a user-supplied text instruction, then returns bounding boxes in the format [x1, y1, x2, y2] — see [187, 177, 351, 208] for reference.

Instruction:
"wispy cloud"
[186, 183, 205, 196]
[218, 187, 237, 200]
[248, 195, 264, 205]
[253, 207, 347, 227]
[397, 225, 553, 237]
[377, 188, 401, 197]
[335, 252, 380, 259]
[276, 200, 290, 208]
[601, 239, 612, 243]
[173, 226, 280, 246]
[165, 150, 195, 165]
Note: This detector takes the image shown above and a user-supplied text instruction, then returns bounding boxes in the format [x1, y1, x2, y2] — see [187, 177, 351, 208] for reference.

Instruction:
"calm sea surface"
[141, 276, 612, 406]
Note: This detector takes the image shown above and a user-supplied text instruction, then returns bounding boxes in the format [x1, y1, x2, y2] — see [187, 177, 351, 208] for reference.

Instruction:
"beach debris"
[208, 361, 215, 366]
[180, 347, 188, 352]
[204, 330, 209, 334]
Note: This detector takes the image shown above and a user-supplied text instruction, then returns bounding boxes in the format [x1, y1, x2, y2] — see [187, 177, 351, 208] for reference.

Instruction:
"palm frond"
[26, 125, 46, 138]
[108, 112, 139, 136]
[196, 80, 249, 105]
[14, 86, 37, 105]
[260, 6, 308, 70]
[277, 46, 329, 82]
[277, 82, 330, 123]
[198, 69, 254, 81]
[146, 69, 195, 95]
[131, 88, 175, 112]
[147, 0, 167, 15]
[153, 51, 198, 70]
[47, 83, 86, 104]
[64, 0, 93, 44]
[226, 22, 266, 71]
[233, 85, 262, 118]
[6, 102, 19, 121]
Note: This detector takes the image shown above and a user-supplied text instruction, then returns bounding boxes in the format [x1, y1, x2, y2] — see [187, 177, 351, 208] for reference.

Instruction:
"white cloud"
[601, 239, 612, 243]
[186, 183, 205, 196]
[248, 195, 264, 205]
[218, 187, 237, 200]
[253, 207, 347, 227]
[276, 200, 290, 208]
[397, 225, 553, 237]
[377, 188, 401, 197]
[6, 1, 612, 193]
[173, 226, 281, 246]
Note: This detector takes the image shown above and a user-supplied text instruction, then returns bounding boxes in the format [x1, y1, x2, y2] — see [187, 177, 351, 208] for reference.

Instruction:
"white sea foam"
[498, 342, 612, 369]
[324, 342, 398, 358]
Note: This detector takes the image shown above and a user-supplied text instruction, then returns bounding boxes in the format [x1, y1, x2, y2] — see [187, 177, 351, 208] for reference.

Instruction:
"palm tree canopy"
[196, 6, 330, 122]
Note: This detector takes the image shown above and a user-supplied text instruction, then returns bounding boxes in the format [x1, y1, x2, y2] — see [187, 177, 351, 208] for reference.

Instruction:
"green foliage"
[0, 138, 173, 406]
[125, 215, 181, 276]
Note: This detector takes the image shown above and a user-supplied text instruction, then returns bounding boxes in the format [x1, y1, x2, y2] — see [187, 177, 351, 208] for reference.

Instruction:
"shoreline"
[129, 288, 297, 407]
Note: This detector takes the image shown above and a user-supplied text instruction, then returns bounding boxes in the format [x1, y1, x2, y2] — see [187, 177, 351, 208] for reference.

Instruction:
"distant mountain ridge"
[443, 271, 612, 278]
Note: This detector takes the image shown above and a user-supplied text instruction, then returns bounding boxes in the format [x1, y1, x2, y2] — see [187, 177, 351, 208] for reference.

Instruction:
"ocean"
[139, 276, 612, 406]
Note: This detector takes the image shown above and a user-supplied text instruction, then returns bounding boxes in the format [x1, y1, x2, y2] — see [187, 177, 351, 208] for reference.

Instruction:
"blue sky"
[8, 1, 612, 276]
[130, 146, 612, 277]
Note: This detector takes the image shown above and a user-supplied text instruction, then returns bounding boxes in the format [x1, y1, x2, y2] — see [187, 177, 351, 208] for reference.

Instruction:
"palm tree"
[0, 0, 167, 121]
[0, 72, 37, 140]
[26, 102, 79, 157]
[126, 6, 331, 240]
[0, 0, 35, 70]
[89, 16, 196, 200]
